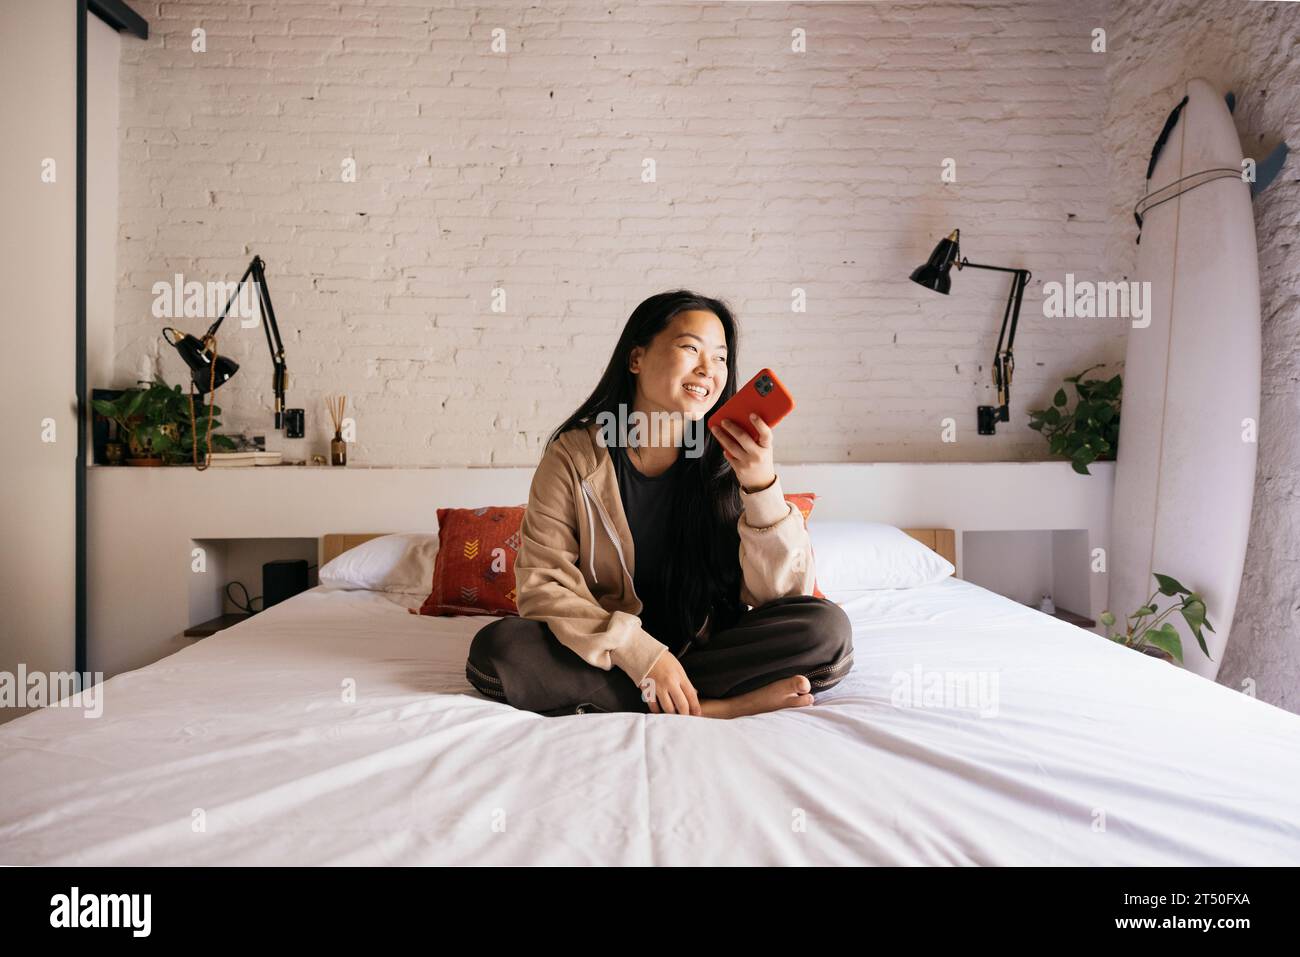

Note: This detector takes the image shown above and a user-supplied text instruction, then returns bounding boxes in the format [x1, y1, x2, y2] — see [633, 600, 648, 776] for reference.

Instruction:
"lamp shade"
[909, 229, 961, 294]
[163, 329, 239, 394]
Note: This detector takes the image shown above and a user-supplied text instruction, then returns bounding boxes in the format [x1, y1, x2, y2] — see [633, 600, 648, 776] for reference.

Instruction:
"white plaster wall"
[0, 0, 78, 725]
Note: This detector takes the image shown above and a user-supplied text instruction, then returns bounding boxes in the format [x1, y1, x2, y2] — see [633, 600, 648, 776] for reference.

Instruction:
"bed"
[2, 528, 1298, 866]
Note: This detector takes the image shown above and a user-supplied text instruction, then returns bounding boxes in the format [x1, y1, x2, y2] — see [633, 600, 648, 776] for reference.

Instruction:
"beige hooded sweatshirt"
[513, 420, 816, 689]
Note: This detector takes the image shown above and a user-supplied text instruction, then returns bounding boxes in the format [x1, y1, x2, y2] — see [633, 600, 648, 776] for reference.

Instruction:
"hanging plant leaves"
[1153, 572, 1187, 596]
[1144, 622, 1184, 664]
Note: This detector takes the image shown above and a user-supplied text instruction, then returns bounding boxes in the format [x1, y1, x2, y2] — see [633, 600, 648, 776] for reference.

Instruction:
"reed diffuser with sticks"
[326, 394, 348, 466]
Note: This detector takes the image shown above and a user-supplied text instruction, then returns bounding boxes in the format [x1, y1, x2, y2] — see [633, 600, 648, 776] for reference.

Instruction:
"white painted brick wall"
[1103, 0, 1300, 714]
[114, 0, 1119, 468]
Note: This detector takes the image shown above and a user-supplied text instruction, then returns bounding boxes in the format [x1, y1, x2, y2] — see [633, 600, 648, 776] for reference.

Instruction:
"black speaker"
[263, 559, 309, 609]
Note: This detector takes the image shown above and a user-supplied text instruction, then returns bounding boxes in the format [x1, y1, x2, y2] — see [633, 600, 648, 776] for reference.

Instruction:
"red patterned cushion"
[783, 492, 827, 600]
[413, 506, 526, 617]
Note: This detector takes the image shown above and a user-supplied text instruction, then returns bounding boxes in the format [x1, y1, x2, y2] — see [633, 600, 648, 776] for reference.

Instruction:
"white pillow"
[318, 533, 439, 595]
[809, 521, 954, 591]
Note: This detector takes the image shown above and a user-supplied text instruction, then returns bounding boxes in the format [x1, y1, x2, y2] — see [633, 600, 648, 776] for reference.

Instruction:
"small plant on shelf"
[1026, 364, 1121, 475]
[91, 378, 236, 465]
[1099, 573, 1215, 665]
[92, 388, 145, 462]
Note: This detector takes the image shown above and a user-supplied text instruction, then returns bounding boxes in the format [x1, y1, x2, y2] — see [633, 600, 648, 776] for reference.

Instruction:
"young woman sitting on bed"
[465, 290, 854, 718]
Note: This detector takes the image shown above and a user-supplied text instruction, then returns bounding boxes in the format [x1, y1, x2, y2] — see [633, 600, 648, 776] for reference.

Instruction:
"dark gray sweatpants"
[465, 595, 854, 716]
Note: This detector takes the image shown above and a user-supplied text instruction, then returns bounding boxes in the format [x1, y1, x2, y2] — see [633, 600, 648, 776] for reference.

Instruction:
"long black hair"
[548, 290, 745, 644]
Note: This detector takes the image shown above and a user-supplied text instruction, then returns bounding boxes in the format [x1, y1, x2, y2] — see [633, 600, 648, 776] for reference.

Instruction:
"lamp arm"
[202, 255, 287, 365]
[248, 256, 288, 425]
[992, 269, 1032, 411]
[957, 258, 1026, 277]
[204, 259, 257, 339]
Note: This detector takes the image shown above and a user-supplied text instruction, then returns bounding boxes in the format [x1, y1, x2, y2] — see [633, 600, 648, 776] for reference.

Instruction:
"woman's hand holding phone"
[705, 368, 790, 491]
[711, 413, 777, 492]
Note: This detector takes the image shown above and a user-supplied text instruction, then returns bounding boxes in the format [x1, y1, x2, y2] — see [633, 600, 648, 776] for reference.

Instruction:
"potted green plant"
[125, 379, 181, 465]
[91, 388, 145, 465]
[1027, 364, 1121, 475]
[91, 379, 235, 466]
[1099, 573, 1215, 664]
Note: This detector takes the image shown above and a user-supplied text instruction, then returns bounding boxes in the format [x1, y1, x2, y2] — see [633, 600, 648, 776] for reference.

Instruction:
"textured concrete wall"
[1103, 0, 1300, 713]
[113, 0, 1116, 466]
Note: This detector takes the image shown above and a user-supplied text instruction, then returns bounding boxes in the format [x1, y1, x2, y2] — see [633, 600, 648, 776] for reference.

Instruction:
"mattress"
[2, 578, 1298, 865]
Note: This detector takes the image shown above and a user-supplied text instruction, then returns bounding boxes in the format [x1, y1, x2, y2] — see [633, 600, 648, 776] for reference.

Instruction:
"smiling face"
[628, 309, 729, 421]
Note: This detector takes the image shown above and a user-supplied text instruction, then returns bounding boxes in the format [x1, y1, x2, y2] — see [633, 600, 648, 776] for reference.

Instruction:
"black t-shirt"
[609, 444, 689, 653]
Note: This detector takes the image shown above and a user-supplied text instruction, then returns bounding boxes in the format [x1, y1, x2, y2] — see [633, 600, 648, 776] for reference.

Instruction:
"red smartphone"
[707, 368, 795, 442]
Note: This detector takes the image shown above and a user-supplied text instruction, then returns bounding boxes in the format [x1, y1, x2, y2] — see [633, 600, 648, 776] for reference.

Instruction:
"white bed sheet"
[2, 578, 1298, 865]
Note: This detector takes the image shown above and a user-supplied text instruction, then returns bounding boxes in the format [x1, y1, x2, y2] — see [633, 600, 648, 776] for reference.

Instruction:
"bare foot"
[699, 675, 814, 719]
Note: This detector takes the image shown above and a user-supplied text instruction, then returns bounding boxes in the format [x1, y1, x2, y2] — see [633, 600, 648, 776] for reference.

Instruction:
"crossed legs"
[465, 595, 854, 717]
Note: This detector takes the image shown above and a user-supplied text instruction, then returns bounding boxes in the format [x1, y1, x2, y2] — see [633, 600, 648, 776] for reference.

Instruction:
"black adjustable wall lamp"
[160, 255, 292, 469]
[910, 229, 1031, 435]
[161, 255, 288, 428]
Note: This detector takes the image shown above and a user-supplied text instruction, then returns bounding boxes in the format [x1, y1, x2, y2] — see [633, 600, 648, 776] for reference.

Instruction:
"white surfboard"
[1109, 78, 1261, 680]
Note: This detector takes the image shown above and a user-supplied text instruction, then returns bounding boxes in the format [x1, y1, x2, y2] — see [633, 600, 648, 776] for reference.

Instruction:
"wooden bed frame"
[323, 527, 957, 571]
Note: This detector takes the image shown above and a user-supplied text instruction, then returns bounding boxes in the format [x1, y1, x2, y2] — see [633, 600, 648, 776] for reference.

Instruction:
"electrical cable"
[224, 565, 319, 615]
[225, 581, 262, 615]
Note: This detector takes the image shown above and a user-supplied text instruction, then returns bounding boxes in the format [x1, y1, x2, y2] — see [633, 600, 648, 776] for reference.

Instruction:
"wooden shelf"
[184, 613, 251, 638]
[1050, 607, 1096, 629]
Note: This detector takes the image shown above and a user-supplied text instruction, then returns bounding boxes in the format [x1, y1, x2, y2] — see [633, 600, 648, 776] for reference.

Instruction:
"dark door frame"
[79, 0, 147, 674]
